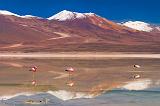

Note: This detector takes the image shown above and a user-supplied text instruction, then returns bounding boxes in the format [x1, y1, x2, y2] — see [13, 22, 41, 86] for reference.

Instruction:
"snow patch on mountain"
[20, 15, 42, 19]
[0, 10, 20, 17]
[84, 13, 95, 16]
[122, 21, 153, 32]
[156, 27, 160, 31]
[0, 10, 95, 21]
[48, 10, 95, 21]
[0, 10, 42, 19]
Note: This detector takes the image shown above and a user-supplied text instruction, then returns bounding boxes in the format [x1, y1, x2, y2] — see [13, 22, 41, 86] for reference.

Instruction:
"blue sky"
[0, 0, 159, 24]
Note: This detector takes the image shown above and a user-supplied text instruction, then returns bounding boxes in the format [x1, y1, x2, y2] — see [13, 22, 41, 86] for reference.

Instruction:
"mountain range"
[0, 10, 160, 52]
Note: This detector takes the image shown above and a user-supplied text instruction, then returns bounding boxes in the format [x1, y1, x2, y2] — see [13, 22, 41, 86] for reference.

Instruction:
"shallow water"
[1, 87, 160, 106]
[0, 58, 160, 106]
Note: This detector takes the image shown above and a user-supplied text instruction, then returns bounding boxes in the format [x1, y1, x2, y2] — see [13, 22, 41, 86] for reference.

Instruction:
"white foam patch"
[0, 90, 94, 101]
[0, 92, 35, 100]
[122, 79, 152, 90]
[155, 80, 160, 85]
[47, 90, 94, 101]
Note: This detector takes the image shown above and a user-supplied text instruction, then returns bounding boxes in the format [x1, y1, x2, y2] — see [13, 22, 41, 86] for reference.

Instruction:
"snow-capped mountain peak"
[0, 10, 96, 21]
[0, 10, 20, 17]
[48, 10, 95, 21]
[122, 21, 153, 32]
[0, 10, 42, 19]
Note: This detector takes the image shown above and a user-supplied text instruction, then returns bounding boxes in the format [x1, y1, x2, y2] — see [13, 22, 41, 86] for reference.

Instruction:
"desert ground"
[0, 52, 159, 96]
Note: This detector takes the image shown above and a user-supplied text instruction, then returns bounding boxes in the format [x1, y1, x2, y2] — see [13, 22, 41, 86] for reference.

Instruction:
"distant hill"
[0, 10, 160, 52]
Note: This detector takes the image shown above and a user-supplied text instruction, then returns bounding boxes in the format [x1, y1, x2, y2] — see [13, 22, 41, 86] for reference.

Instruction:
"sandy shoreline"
[0, 53, 159, 59]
